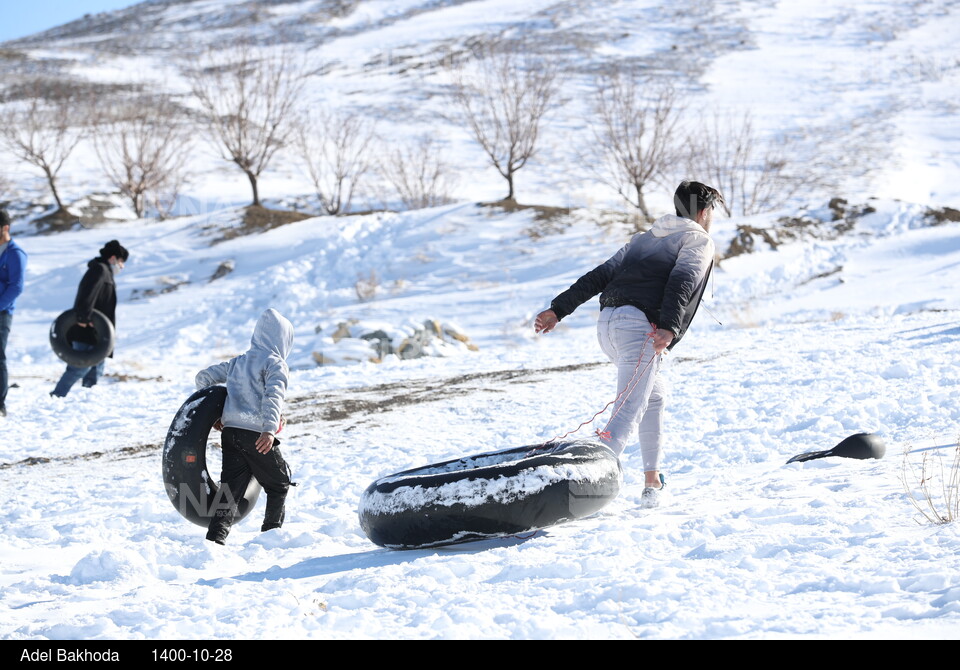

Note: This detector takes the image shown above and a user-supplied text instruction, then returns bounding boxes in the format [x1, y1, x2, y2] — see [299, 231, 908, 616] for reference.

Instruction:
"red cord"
[536, 327, 660, 449]
[511, 530, 540, 540]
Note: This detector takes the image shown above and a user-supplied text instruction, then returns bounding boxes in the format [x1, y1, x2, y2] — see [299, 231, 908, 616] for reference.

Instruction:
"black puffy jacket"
[550, 215, 714, 350]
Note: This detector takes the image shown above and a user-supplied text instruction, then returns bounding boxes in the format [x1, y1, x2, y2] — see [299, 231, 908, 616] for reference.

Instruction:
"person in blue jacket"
[0, 209, 28, 417]
[51, 240, 129, 398]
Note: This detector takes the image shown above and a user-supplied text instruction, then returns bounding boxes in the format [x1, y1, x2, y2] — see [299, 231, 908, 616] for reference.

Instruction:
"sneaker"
[640, 486, 662, 509]
[639, 474, 666, 509]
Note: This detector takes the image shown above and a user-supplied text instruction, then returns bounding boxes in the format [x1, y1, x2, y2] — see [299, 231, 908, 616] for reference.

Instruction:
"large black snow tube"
[359, 440, 622, 549]
[162, 385, 261, 527]
[49, 309, 116, 367]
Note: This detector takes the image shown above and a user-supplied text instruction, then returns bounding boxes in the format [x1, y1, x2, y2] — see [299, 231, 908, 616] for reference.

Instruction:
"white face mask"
[110, 259, 124, 275]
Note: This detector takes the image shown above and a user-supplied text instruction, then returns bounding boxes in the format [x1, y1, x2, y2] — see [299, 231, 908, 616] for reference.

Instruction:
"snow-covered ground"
[2, 196, 959, 640]
[2, 0, 960, 642]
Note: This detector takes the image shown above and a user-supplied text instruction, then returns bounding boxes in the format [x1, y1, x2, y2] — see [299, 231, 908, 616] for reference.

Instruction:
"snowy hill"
[1, 0, 960, 641]
[2, 0, 960, 211]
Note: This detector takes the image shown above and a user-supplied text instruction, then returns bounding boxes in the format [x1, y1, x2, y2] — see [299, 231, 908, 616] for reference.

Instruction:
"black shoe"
[206, 528, 228, 545]
[261, 511, 284, 532]
[262, 500, 285, 532]
[261, 508, 284, 532]
[0, 407, 6, 417]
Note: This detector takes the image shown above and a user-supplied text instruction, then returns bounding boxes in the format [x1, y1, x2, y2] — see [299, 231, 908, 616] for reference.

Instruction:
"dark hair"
[674, 181, 724, 219]
[0, 209, 9, 229]
[99, 240, 130, 261]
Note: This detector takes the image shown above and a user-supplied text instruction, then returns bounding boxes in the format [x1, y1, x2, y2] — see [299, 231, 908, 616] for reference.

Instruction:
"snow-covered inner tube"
[49, 309, 116, 368]
[162, 385, 261, 527]
[359, 440, 622, 549]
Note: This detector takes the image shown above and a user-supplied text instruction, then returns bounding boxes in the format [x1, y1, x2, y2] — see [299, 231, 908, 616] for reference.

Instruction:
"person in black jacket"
[51, 240, 129, 398]
[534, 181, 722, 509]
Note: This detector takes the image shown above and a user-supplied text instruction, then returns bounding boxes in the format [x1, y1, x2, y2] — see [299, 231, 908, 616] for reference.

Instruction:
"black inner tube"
[49, 309, 116, 368]
[162, 385, 261, 527]
[359, 440, 622, 550]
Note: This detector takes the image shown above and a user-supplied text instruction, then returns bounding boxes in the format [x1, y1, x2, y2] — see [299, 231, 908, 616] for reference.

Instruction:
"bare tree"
[586, 71, 685, 220]
[687, 111, 824, 217]
[451, 42, 562, 202]
[184, 42, 307, 207]
[91, 94, 192, 219]
[0, 86, 86, 212]
[296, 109, 376, 216]
[0, 172, 11, 204]
[378, 136, 458, 210]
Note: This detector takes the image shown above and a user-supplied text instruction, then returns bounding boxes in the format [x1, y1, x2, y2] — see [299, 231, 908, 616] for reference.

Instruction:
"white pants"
[596, 305, 665, 471]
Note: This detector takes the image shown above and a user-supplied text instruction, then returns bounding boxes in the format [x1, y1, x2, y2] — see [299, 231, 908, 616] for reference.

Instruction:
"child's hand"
[255, 432, 275, 454]
[213, 418, 223, 431]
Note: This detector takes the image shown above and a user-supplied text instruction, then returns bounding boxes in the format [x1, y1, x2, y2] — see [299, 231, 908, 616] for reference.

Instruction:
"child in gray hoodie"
[195, 308, 295, 545]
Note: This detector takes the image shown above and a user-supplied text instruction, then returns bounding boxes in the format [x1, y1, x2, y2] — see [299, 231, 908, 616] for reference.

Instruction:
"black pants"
[207, 427, 291, 543]
[0, 311, 10, 410]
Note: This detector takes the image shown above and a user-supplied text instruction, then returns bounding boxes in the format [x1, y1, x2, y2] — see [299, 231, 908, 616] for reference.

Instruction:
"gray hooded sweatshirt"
[195, 308, 295, 435]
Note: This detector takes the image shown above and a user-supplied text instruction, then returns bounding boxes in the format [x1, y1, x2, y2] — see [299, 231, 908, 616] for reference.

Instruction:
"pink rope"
[537, 327, 660, 449]
[511, 530, 540, 540]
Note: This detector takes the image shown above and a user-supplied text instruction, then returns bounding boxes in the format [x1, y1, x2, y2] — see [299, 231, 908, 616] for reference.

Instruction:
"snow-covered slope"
[3, 197, 960, 640]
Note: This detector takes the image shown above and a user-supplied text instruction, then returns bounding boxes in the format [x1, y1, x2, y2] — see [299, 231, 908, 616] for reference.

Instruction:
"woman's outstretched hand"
[534, 309, 559, 334]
